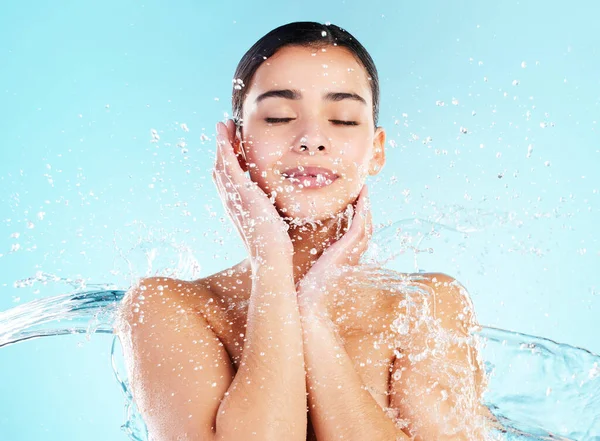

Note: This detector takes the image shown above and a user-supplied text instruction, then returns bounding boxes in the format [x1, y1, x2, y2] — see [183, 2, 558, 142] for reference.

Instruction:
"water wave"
[1, 289, 598, 440]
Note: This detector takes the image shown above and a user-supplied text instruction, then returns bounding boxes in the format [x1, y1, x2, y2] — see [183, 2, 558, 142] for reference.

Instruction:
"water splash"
[1, 287, 598, 440]
[1, 217, 599, 440]
[479, 328, 600, 441]
[0, 288, 121, 347]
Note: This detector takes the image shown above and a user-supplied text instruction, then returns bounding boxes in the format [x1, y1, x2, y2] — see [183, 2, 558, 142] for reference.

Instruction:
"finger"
[358, 185, 372, 235]
[215, 138, 239, 203]
[214, 134, 244, 209]
[226, 119, 236, 142]
[215, 128, 263, 219]
[213, 141, 249, 236]
[214, 124, 229, 175]
[347, 186, 372, 254]
[216, 122, 238, 170]
[349, 185, 369, 234]
[226, 119, 248, 170]
[217, 133, 263, 205]
[216, 131, 241, 185]
[215, 123, 268, 249]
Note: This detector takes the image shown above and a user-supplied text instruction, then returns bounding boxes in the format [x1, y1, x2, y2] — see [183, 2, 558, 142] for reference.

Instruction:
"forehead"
[246, 45, 372, 103]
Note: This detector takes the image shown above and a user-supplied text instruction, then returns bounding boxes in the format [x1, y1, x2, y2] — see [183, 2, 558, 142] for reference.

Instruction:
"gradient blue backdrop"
[1, 1, 598, 440]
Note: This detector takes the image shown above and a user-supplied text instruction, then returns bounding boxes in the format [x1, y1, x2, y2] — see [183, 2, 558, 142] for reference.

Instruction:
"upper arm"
[115, 277, 235, 441]
[389, 273, 494, 440]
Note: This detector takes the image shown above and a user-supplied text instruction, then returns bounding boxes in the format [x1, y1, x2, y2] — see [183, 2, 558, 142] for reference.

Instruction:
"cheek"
[340, 143, 372, 178]
[244, 142, 287, 186]
[244, 137, 282, 164]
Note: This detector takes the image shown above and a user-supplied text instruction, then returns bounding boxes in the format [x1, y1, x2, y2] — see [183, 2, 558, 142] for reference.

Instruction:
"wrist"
[298, 298, 329, 319]
[251, 249, 293, 268]
[251, 260, 295, 290]
[251, 258, 293, 275]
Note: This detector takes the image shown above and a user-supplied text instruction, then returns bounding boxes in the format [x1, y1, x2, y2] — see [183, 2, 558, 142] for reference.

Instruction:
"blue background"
[0, 1, 598, 440]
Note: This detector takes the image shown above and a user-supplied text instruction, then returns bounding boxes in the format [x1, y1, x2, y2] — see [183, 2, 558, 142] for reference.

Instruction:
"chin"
[259, 175, 361, 223]
[275, 193, 352, 226]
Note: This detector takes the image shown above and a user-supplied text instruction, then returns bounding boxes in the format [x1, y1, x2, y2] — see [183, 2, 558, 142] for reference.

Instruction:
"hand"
[213, 120, 294, 267]
[296, 185, 373, 312]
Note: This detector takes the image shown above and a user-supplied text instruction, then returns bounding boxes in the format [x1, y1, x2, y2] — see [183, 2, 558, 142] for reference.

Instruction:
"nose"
[295, 143, 326, 154]
[292, 133, 329, 155]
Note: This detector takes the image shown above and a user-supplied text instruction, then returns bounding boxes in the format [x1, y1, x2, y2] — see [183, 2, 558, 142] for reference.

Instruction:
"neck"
[232, 208, 353, 295]
[285, 208, 352, 286]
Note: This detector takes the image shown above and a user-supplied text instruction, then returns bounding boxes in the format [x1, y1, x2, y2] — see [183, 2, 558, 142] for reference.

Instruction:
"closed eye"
[265, 118, 358, 126]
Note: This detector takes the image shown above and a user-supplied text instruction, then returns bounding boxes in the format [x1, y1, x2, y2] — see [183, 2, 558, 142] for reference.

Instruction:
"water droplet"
[527, 144, 534, 158]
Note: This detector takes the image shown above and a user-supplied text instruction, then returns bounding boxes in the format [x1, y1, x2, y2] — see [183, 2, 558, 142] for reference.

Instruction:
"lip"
[281, 166, 339, 180]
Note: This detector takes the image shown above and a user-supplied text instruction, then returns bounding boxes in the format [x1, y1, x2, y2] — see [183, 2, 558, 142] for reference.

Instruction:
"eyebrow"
[255, 89, 367, 106]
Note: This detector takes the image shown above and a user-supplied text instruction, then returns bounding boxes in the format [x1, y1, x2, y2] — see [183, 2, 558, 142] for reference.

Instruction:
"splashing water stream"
[1, 219, 598, 440]
[1, 287, 599, 440]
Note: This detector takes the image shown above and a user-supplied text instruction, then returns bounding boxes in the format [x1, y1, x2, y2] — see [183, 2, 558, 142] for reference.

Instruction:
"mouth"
[281, 166, 339, 188]
[281, 166, 339, 179]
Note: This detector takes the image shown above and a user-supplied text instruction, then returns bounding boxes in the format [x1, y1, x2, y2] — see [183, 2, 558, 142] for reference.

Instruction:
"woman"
[116, 21, 496, 441]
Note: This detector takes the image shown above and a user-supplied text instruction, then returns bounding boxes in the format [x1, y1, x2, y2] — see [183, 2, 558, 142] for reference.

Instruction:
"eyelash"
[265, 118, 358, 126]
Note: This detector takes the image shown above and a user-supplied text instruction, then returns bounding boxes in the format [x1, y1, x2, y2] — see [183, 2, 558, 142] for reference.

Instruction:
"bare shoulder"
[114, 276, 236, 441]
[387, 272, 493, 438]
[416, 272, 478, 331]
[116, 276, 212, 328]
[115, 275, 236, 354]
[345, 269, 477, 328]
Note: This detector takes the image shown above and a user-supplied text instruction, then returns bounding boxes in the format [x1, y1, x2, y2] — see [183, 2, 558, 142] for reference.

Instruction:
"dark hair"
[231, 21, 380, 130]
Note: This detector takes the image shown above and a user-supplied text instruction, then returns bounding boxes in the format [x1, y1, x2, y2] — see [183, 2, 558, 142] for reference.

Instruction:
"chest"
[305, 330, 395, 441]
[206, 295, 398, 410]
[198, 283, 401, 441]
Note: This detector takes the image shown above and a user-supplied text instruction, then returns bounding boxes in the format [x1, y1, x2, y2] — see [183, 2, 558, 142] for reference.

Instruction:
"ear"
[368, 126, 386, 175]
[232, 125, 249, 173]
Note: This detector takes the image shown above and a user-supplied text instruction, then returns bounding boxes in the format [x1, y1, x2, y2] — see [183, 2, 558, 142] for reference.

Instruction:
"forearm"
[299, 307, 409, 441]
[216, 264, 307, 441]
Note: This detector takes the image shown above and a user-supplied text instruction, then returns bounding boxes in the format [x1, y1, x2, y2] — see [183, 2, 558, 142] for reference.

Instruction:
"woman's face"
[237, 45, 386, 222]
